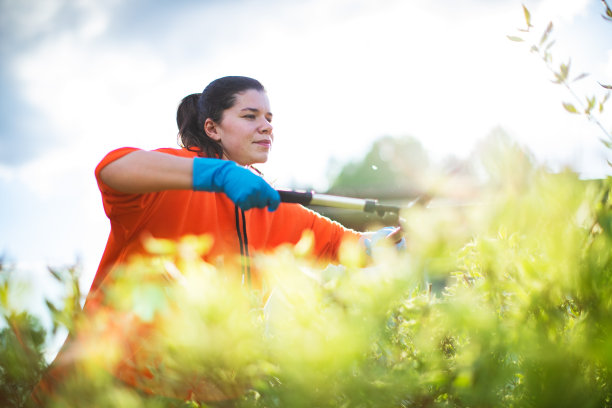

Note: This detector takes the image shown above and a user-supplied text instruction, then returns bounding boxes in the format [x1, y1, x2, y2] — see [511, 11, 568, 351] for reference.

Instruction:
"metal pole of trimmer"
[277, 189, 401, 216]
[277, 189, 404, 244]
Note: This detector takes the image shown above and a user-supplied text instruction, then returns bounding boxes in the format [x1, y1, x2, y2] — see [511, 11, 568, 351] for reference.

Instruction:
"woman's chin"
[251, 153, 270, 165]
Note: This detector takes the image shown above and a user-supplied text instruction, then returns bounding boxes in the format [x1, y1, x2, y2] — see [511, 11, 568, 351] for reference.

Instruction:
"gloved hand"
[361, 226, 406, 255]
[192, 157, 280, 211]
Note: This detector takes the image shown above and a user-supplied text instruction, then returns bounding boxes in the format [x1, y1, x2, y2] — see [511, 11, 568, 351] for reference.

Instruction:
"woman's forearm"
[99, 150, 193, 193]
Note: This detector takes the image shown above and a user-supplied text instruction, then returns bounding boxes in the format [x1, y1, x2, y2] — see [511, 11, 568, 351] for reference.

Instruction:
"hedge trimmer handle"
[277, 190, 314, 206]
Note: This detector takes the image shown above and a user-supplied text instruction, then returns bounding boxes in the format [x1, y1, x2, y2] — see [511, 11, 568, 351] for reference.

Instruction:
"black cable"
[234, 205, 246, 283]
[241, 209, 251, 287]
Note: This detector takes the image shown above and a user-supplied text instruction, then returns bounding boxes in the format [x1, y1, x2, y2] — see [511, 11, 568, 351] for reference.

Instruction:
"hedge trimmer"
[277, 189, 408, 243]
[277, 189, 403, 217]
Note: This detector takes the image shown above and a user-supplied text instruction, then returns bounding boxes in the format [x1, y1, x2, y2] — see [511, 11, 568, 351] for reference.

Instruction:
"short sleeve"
[95, 147, 155, 219]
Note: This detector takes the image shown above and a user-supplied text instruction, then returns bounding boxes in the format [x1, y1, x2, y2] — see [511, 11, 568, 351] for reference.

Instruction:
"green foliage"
[45, 263, 83, 336]
[0, 261, 47, 408]
[0, 313, 47, 408]
[393, 166, 612, 408]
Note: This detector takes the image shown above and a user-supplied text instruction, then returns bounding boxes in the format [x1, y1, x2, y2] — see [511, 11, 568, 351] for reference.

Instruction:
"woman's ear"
[204, 118, 221, 141]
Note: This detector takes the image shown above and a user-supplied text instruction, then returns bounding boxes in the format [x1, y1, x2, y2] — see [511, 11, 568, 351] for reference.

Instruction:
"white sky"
[1, 0, 611, 332]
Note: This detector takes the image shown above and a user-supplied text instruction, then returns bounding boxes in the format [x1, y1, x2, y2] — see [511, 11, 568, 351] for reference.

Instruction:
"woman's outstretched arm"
[98, 150, 193, 193]
[98, 149, 280, 211]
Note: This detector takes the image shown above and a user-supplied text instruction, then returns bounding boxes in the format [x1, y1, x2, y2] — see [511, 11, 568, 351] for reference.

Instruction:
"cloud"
[0, 0, 121, 166]
[0, 0, 116, 49]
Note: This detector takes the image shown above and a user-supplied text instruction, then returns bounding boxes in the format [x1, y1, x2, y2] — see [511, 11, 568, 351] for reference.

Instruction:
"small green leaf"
[601, 93, 610, 113]
[545, 52, 553, 63]
[545, 40, 556, 50]
[562, 102, 579, 114]
[0, 281, 8, 310]
[600, 83, 612, 90]
[507, 35, 524, 42]
[601, 138, 612, 149]
[539, 22, 553, 45]
[559, 59, 571, 80]
[522, 4, 533, 28]
[45, 299, 59, 314]
[585, 96, 596, 114]
[573, 73, 589, 82]
[530, 45, 539, 53]
[47, 267, 63, 282]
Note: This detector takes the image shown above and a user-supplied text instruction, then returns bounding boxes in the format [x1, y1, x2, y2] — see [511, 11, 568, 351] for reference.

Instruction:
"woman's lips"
[254, 140, 272, 148]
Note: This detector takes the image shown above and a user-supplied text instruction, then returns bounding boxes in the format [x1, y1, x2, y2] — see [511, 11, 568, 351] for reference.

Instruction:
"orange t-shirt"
[91, 146, 360, 298]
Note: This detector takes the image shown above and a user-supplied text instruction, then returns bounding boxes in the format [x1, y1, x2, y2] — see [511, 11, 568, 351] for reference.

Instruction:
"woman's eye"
[243, 114, 255, 119]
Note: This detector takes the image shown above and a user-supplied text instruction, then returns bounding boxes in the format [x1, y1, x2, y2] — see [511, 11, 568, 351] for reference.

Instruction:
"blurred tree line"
[319, 127, 528, 230]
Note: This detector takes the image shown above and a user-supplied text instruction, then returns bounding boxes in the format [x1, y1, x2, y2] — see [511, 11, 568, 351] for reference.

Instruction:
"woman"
[92, 76, 363, 291]
[34, 76, 389, 406]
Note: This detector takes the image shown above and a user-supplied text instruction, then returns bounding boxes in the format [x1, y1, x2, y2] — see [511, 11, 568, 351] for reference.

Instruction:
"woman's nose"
[260, 118, 273, 134]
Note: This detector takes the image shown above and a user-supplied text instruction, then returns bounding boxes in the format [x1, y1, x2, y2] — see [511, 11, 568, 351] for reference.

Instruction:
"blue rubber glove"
[192, 157, 280, 211]
[361, 226, 406, 255]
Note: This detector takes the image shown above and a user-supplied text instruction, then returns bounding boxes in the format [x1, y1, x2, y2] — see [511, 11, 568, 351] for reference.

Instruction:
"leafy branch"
[508, 4, 612, 147]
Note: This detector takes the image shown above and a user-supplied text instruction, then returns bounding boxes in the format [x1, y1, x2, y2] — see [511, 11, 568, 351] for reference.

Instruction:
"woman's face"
[205, 89, 273, 166]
